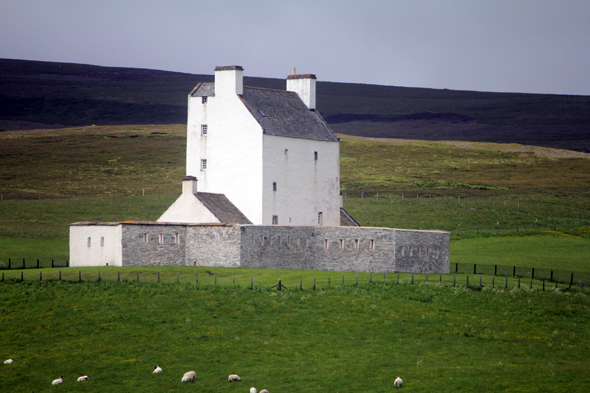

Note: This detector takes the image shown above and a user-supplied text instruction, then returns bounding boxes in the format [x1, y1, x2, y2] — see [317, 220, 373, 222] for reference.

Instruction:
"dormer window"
[202, 96, 207, 104]
[201, 124, 208, 136]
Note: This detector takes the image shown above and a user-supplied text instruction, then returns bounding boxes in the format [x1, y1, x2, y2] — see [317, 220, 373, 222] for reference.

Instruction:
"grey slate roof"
[190, 84, 338, 142]
[340, 208, 361, 227]
[195, 192, 252, 224]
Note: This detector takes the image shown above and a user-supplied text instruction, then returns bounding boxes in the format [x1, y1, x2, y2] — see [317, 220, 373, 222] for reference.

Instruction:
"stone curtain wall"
[115, 223, 449, 273]
[121, 224, 187, 267]
[185, 225, 241, 267]
[394, 229, 450, 274]
[239, 226, 449, 274]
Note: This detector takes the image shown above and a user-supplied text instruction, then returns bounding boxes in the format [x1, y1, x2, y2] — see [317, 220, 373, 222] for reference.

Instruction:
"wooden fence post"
[494, 265, 497, 275]
[79, 271, 81, 282]
[195, 273, 197, 284]
[98, 271, 100, 281]
[530, 277, 533, 289]
[300, 278, 302, 290]
[412, 274, 414, 284]
[51, 259, 54, 268]
[137, 272, 140, 281]
[383, 272, 386, 282]
[342, 276, 345, 285]
[59, 271, 61, 281]
[252, 277, 254, 288]
[453, 276, 456, 286]
[356, 273, 358, 285]
[369, 272, 372, 282]
[8, 258, 10, 269]
[40, 271, 42, 281]
[37, 259, 39, 269]
[474, 264, 477, 274]
[518, 278, 520, 288]
[118, 271, 120, 281]
[479, 276, 482, 287]
[492, 276, 494, 288]
[505, 277, 507, 289]
[313, 278, 316, 290]
[233, 275, 235, 285]
[466, 275, 469, 287]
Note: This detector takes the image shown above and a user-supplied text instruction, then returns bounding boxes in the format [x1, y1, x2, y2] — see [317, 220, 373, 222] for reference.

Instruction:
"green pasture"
[1, 279, 589, 392]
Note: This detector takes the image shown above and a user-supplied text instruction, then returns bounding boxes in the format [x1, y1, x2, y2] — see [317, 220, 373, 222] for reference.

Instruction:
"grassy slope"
[0, 281, 588, 393]
[1, 126, 590, 270]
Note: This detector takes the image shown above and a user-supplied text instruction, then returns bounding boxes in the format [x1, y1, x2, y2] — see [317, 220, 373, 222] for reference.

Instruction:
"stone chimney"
[182, 176, 198, 195]
[287, 72, 317, 110]
[214, 65, 244, 96]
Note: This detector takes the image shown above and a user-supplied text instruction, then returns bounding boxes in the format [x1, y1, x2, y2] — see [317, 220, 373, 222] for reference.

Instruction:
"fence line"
[0, 269, 586, 292]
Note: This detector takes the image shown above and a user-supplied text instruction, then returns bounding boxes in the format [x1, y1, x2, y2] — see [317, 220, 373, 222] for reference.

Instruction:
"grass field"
[2, 126, 590, 270]
[0, 279, 589, 392]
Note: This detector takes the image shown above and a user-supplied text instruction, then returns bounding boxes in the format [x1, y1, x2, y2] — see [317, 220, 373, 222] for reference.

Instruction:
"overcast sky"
[2, 0, 589, 95]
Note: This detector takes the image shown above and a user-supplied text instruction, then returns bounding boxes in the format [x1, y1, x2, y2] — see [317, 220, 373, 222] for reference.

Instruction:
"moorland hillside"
[2, 58, 590, 152]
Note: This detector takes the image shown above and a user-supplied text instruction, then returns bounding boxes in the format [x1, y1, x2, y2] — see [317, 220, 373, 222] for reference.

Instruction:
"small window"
[201, 124, 208, 135]
[273, 182, 277, 191]
[354, 239, 359, 249]
[175, 233, 180, 244]
[314, 151, 318, 161]
[201, 159, 207, 170]
[369, 239, 375, 250]
[272, 215, 278, 225]
[202, 96, 207, 104]
[100, 237, 105, 247]
[324, 239, 329, 249]
[143, 233, 148, 244]
[339, 239, 344, 249]
[159, 234, 164, 244]
[284, 148, 288, 157]
[87, 237, 91, 248]
[318, 212, 323, 225]
[401, 246, 405, 256]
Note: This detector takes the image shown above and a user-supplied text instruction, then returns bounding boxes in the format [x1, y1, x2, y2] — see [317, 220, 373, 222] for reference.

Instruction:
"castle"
[69, 66, 450, 274]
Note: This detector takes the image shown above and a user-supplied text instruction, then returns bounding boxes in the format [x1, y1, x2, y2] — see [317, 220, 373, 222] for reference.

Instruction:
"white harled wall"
[69, 225, 122, 267]
[186, 69, 264, 224]
[262, 135, 340, 226]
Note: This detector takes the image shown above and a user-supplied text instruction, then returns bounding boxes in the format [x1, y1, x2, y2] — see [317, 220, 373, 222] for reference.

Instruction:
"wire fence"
[0, 268, 587, 293]
[0, 188, 181, 201]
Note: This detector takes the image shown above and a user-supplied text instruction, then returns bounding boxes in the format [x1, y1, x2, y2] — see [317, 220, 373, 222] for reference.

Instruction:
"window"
[202, 96, 207, 104]
[369, 240, 375, 250]
[175, 233, 180, 244]
[143, 233, 148, 244]
[87, 237, 91, 248]
[318, 212, 323, 225]
[314, 151, 318, 161]
[201, 124, 208, 136]
[324, 239, 329, 249]
[201, 159, 207, 170]
[273, 182, 277, 191]
[159, 234, 164, 244]
[354, 239, 359, 249]
[100, 237, 105, 247]
[339, 239, 344, 249]
[284, 148, 288, 157]
[272, 215, 278, 225]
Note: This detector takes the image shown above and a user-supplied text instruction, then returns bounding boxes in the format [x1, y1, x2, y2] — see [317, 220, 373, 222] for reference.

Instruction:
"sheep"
[153, 365, 162, 374]
[3, 359, 13, 364]
[181, 370, 196, 383]
[394, 376, 403, 388]
[260, 389, 269, 393]
[250, 387, 257, 393]
[52, 376, 64, 385]
[77, 375, 89, 382]
[228, 374, 241, 382]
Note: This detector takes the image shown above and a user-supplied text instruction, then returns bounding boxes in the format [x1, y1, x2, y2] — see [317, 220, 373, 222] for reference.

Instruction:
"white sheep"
[181, 370, 196, 382]
[394, 376, 403, 388]
[250, 387, 257, 393]
[260, 389, 269, 393]
[228, 374, 241, 382]
[52, 376, 64, 385]
[3, 359, 13, 364]
[153, 365, 162, 374]
[77, 375, 89, 382]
